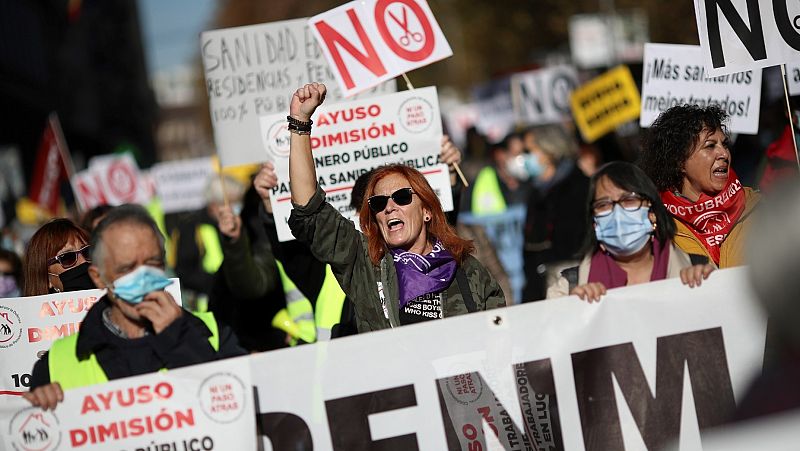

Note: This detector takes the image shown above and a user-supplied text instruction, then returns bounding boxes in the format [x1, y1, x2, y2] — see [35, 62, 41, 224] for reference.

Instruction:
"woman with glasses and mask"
[286, 83, 505, 332]
[547, 162, 715, 302]
[23, 218, 95, 296]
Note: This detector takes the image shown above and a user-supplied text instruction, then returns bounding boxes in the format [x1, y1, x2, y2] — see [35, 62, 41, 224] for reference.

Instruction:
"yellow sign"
[570, 65, 641, 143]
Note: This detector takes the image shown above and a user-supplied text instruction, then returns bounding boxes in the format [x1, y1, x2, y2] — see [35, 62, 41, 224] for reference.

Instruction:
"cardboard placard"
[640, 43, 762, 134]
[150, 158, 215, 214]
[259, 87, 451, 241]
[0, 357, 254, 451]
[200, 18, 396, 168]
[511, 65, 579, 126]
[0, 283, 181, 398]
[570, 65, 641, 143]
[309, 0, 452, 97]
[694, 0, 800, 76]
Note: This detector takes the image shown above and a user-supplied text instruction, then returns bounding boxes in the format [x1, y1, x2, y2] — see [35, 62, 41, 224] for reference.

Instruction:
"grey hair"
[529, 124, 578, 162]
[90, 204, 165, 278]
[205, 174, 245, 205]
[747, 180, 800, 345]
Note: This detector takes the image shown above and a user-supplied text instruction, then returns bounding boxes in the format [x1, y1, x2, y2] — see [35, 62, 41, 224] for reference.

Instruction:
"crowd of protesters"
[1, 80, 798, 428]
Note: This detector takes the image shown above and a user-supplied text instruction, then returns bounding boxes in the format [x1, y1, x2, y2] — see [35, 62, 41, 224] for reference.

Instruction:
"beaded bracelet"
[287, 115, 313, 127]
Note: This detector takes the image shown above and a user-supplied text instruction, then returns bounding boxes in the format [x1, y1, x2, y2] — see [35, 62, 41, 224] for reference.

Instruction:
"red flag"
[29, 115, 71, 215]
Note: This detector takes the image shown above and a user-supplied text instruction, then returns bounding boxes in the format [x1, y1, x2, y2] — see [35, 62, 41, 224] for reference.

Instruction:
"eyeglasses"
[368, 188, 415, 213]
[47, 245, 91, 269]
[592, 193, 648, 217]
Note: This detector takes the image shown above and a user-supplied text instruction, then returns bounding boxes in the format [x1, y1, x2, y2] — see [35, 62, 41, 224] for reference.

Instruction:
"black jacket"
[30, 296, 246, 388]
[523, 164, 590, 302]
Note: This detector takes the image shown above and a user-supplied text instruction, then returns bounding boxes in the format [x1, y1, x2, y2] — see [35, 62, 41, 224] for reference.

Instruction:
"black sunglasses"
[47, 245, 91, 269]
[368, 188, 415, 213]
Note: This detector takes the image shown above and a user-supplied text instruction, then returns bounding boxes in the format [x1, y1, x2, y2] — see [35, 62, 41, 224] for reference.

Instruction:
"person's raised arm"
[289, 83, 326, 206]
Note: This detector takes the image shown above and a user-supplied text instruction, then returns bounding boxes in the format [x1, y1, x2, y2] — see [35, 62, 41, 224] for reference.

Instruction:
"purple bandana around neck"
[391, 241, 457, 307]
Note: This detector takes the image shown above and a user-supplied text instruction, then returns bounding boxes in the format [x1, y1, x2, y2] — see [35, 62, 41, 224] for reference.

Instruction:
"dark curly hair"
[638, 104, 729, 192]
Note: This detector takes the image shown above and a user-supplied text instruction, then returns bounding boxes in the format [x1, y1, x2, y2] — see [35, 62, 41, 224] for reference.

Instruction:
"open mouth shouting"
[387, 218, 404, 232]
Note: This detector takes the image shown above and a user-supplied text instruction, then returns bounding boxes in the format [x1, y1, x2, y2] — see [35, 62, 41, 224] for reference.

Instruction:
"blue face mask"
[109, 265, 172, 304]
[594, 206, 653, 257]
[523, 153, 544, 179]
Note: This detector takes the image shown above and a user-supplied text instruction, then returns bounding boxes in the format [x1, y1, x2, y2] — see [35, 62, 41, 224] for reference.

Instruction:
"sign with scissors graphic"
[310, 0, 453, 97]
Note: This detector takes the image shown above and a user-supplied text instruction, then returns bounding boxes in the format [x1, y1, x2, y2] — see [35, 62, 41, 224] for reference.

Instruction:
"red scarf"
[661, 171, 746, 264]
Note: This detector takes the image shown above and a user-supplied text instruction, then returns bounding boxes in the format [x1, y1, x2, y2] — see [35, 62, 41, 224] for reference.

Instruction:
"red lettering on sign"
[314, 8, 388, 90]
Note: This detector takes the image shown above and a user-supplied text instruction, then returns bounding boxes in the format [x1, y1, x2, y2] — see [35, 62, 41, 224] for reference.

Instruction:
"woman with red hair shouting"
[286, 83, 505, 331]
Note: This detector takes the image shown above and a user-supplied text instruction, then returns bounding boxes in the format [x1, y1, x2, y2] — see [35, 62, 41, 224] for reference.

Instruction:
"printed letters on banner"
[0, 356, 255, 451]
[245, 267, 766, 450]
[0, 283, 181, 400]
[640, 43, 762, 134]
[259, 86, 452, 242]
[570, 65, 641, 143]
[310, 0, 453, 97]
[694, 0, 800, 76]
[200, 18, 396, 168]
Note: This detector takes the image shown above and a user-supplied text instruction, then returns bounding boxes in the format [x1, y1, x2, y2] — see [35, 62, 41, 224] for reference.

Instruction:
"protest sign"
[249, 267, 765, 450]
[310, 0, 452, 97]
[568, 11, 649, 69]
[511, 65, 579, 126]
[200, 19, 396, 168]
[472, 77, 516, 143]
[640, 43, 762, 134]
[0, 283, 181, 399]
[570, 65, 641, 143]
[150, 157, 215, 214]
[694, 0, 800, 76]
[0, 356, 254, 451]
[788, 62, 800, 96]
[259, 87, 451, 242]
[71, 154, 151, 211]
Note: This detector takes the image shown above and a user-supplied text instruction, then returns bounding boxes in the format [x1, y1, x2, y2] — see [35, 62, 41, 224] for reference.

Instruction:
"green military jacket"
[289, 186, 506, 332]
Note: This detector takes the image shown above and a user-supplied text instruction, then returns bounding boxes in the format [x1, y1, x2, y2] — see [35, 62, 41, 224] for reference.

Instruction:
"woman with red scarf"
[638, 105, 760, 268]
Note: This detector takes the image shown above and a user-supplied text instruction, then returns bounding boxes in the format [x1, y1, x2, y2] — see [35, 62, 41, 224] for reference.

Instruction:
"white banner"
[640, 43, 762, 134]
[511, 65, 579, 126]
[150, 157, 215, 214]
[309, 0, 452, 97]
[788, 62, 800, 96]
[0, 356, 255, 451]
[694, 0, 800, 76]
[259, 87, 452, 242]
[0, 283, 181, 399]
[249, 267, 766, 450]
[200, 18, 396, 168]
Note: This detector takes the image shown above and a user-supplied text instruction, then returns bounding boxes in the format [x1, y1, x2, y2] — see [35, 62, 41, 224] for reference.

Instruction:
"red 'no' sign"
[314, 0, 437, 90]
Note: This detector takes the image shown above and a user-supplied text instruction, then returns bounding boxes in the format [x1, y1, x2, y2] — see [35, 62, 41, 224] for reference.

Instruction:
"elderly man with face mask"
[24, 205, 246, 410]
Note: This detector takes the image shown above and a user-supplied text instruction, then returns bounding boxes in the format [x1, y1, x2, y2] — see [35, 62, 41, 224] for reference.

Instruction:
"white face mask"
[505, 155, 530, 181]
